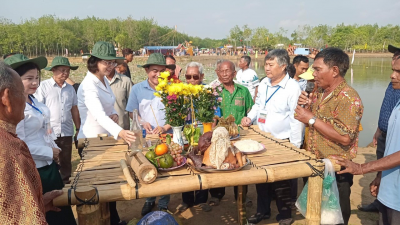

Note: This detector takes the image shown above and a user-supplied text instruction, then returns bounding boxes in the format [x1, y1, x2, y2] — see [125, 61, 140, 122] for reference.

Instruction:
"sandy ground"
[70, 146, 380, 225]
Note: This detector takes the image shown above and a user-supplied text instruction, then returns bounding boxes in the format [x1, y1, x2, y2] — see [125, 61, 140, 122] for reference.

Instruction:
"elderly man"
[35, 56, 81, 184]
[0, 62, 62, 224]
[295, 48, 364, 225]
[236, 55, 259, 99]
[178, 62, 211, 212]
[105, 68, 132, 130]
[358, 45, 400, 213]
[333, 56, 400, 225]
[207, 60, 254, 207]
[241, 49, 303, 225]
[126, 53, 175, 215]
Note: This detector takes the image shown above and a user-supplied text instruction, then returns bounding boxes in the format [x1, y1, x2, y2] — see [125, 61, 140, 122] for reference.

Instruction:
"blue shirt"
[126, 80, 170, 132]
[378, 83, 400, 132]
[377, 99, 400, 211]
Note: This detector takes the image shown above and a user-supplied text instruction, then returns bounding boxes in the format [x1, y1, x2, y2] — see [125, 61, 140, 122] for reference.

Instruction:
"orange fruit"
[155, 143, 168, 156]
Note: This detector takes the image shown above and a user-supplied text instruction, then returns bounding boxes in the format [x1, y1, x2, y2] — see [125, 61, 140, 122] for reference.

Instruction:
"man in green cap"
[126, 53, 175, 215]
[34, 56, 81, 184]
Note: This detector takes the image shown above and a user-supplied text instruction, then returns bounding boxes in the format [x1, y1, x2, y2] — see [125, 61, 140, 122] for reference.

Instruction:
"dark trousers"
[209, 186, 248, 201]
[370, 132, 387, 209]
[55, 136, 73, 184]
[38, 162, 76, 225]
[304, 172, 353, 225]
[290, 179, 298, 201]
[378, 201, 400, 225]
[255, 180, 292, 220]
[110, 202, 120, 225]
[182, 190, 209, 206]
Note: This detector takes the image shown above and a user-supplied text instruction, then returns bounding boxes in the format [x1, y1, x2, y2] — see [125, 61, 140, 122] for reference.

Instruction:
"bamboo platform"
[53, 126, 339, 225]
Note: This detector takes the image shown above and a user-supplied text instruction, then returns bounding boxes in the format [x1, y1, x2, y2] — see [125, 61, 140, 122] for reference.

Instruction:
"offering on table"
[234, 139, 265, 154]
[213, 115, 239, 138]
[145, 137, 186, 170]
[187, 127, 246, 170]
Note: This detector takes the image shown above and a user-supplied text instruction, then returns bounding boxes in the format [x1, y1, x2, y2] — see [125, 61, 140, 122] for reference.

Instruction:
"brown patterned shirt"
[308, 81, 363, 159]
[0, 120, 47, 225]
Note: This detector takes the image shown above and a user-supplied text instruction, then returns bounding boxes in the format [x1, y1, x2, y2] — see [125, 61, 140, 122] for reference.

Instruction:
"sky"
[1, 0, 399, 39]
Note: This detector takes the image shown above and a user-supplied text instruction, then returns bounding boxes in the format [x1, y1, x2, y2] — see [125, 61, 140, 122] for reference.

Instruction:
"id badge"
[258, 110, 267, 124]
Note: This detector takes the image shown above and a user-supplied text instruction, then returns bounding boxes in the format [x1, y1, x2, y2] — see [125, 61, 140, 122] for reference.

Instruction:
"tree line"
[1, 15, 399, 57]
[229, 24, 400, 52]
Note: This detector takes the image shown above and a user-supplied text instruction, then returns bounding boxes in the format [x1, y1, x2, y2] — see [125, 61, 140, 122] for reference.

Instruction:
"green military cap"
[4, 54, 47, 70]
[45, 56, 79, 71]
[138, 53, 176, 70]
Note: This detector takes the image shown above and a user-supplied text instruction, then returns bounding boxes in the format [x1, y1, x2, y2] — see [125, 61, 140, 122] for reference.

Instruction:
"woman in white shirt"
[5, 54, 76, 225]
[77, 41, 135, 225]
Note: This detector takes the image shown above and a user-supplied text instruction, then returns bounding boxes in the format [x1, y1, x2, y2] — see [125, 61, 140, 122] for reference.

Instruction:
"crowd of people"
[0, 40, 399, 225]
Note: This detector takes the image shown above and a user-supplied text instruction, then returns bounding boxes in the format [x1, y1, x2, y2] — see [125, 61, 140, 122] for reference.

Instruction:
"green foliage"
[1, 15, 399, 57]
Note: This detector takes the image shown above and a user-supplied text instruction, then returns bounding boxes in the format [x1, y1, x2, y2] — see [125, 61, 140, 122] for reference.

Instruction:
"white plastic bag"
[295, 159, 344, 224]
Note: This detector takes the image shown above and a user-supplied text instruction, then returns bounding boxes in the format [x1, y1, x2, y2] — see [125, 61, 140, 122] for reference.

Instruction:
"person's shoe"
[141, 202, 155, 216]
[357, 203, 379, 212]
[248, 213, 269, 224]
[176, 203, 189, 212]
[278, 218, 294, 225]
[159, 207, 173, 214]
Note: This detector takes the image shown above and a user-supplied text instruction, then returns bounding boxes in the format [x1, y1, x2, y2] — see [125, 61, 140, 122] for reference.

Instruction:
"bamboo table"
[53, 126, 339, 225]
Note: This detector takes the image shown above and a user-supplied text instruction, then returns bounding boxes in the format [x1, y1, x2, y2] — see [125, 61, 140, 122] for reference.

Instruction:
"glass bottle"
[130, 109, 143, 152]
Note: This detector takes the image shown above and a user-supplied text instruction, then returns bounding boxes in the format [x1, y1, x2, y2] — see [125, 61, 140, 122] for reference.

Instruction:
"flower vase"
[172, 126, 184, 147]
[202, 122, 213, 133]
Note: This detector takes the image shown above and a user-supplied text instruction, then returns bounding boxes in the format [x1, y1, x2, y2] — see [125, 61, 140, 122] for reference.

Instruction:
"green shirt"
[220, 83, 254, 124]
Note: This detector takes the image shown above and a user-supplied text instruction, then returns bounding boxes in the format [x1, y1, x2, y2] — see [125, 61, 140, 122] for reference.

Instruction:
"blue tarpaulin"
[144, 46, 178, 50]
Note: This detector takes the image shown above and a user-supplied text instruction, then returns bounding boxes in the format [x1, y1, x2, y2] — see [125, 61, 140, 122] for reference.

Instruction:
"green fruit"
[159, 154, 174, 168]
[145, 151, 157, 161]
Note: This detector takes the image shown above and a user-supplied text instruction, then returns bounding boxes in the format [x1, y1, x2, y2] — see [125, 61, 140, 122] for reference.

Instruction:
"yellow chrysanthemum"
[160, 71, 170, 79]
[154, 92, 161, 97]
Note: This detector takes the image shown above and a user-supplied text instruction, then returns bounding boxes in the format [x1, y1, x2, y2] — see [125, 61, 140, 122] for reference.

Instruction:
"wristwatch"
[308, 116, 317, 127]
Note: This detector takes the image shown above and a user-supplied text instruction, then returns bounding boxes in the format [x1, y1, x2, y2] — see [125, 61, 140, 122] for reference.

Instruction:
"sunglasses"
[185, 74, 200, 80]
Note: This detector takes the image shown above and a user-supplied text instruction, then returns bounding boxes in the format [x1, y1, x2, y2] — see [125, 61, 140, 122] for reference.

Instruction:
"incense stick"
[150, 105, 160, 133]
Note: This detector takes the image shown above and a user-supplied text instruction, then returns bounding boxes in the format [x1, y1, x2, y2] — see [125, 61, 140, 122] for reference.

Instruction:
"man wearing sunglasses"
[184, 62, 205, 85]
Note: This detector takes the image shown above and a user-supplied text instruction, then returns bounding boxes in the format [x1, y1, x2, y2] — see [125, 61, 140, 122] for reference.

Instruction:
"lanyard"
[27, 96, 43, 114]
[265, 86, 281, 105]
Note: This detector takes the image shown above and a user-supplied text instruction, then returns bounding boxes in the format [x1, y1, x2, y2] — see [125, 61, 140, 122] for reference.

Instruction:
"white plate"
[236, 142, 266, 154]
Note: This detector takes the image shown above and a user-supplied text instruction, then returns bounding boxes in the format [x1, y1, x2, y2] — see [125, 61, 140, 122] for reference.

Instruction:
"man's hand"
[294, 105, 314, 124]
[372, 128, 382, 146]
[142, 122, 153, 133]
[74, 130, 79, 149]
[241, 117, 252, 127]
[43, 190, 63, 212]
[109, 114, 119, 123]
[287, 46, 297, 56]
[332, 156, 363, 175]
[370, 173, 381, 197]
[307, 48, 320, 59]
[153, 126, 166, 134]
[52, 148, 61, 162]
[297, 91, 312, 108]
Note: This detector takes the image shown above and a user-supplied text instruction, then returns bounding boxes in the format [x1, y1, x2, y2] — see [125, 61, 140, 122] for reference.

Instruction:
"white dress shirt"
[247, 74, 304, 148]
[16, 97, 58, 168]
[235, 68, 259, 98]
[34, 78, 78, 137]
[77, 71, 122, 139]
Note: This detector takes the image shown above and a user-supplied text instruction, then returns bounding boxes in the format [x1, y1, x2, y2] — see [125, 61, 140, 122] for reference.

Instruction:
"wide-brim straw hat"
[137, 53, 176, 70]
[84, 41, 125, 64]
[45, 56, 78, 71]
[299, 65, 315, 80]
[4, 54, 47, 70]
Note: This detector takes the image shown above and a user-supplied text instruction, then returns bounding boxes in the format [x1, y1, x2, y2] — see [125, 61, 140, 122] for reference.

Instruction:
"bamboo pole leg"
[305, 167, 324, 225]
[99, 203, 110, 225]
[236, 185, 247, 225]
[77, 204, 102, 225]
